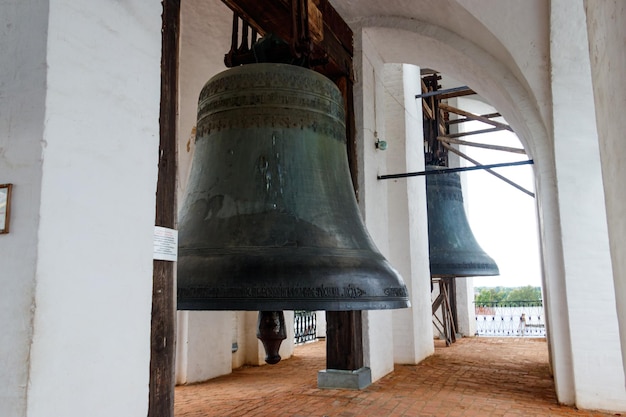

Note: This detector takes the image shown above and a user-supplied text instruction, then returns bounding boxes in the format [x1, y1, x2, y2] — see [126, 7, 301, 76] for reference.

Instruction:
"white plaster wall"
[280, 311, 296, 361]
[244, 311, 266, 364]
[454, 0, 552, 134]
[316, 311, 327, 338]
[354, 28, 396, 382]
[231, 311, 248, 368]
[550, 0, 626, 410]
[179, 310, 291, 383]
[178, 0, 233, 199]
[384, 64, 434, 363]
[585, 0, 626, 384]
[21, 1, 162, 416]
[0, 2, 49, 415]
[176, 311, 190, 384]
[177, 311, 233, 384]
[331, 1, 552, 135]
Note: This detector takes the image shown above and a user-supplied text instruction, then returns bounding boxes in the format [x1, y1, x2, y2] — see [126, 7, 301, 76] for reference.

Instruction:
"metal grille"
[475, 301, 546, 337]
[294, 310, 317, 344]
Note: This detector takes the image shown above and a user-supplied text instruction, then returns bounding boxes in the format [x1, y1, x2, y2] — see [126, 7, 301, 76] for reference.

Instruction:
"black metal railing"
[474, 301, 546, 337]
[294, 310, 317, 344]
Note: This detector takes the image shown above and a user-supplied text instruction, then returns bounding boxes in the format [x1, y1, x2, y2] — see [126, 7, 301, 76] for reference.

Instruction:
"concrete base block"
[317, 367, 372, 390]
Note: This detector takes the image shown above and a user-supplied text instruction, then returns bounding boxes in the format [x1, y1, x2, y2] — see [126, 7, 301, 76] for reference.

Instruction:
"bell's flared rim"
[177, 247, 410, 311]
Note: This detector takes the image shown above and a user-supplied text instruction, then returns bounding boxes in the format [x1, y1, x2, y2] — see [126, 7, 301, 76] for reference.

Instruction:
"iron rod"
[377, 159, 534, 180]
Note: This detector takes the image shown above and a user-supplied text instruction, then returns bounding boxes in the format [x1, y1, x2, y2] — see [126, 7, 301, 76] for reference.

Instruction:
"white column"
[585, 0, 626, 384]
[353, 27, 395, 382]
[454, 278, 476, 336]
[316, 311, 327, 339]
[384, 63, 434, 363]
[0, 2, 49, 416]
[18, 2, 163, 416]
[550, 0, 626, 410]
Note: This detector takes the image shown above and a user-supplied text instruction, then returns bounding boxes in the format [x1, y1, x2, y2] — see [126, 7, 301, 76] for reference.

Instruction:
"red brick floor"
[175, 338, 620, 417]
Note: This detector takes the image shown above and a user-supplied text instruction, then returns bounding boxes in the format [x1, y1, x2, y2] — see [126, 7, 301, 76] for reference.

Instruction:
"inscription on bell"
[179, 285, 367, 299]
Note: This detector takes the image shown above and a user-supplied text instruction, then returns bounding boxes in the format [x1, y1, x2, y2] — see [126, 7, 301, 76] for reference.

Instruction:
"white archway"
[349, 16, 576, 403]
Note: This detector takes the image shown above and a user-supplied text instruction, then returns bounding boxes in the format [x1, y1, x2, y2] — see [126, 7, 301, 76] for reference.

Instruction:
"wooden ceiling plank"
[446, 126, 506, 139]
[448, 113, 502, 125]
[437, 136, 526, 154]
[439, 103, 512, 131]
[437, 89, 477, 100]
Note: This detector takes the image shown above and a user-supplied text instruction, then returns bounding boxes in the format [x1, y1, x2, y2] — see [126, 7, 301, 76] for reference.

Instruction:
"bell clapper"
[256, 311, 287, 365]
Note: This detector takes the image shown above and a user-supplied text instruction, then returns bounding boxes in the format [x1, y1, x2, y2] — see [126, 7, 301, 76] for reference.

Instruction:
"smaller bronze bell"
[426, 166, 499, 277]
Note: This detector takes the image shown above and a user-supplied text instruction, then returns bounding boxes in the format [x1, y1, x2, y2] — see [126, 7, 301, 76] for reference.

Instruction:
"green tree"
[474, 287, 507, 304]
[505, 285, 541, 302]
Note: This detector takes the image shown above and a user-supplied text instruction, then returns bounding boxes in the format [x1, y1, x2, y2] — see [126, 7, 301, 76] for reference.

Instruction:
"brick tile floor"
[175, 338, 620, 417]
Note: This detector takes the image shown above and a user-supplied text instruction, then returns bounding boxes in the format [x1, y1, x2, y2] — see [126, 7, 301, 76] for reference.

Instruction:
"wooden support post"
[148, 1, 179, 416]
[325, 311, 363, 370]
[431, 278, 457, 347]
[326, 72, 364, 375]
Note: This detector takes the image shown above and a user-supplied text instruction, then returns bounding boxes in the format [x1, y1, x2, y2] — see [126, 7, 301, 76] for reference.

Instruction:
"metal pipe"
[377, 159, 534, 180]
[415, 85, 472, 99]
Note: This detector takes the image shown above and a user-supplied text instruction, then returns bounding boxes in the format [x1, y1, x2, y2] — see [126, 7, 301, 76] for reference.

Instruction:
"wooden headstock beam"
[221, 0, 353, 79]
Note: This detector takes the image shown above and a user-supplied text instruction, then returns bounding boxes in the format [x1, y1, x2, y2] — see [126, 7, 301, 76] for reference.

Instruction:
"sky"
[454, 98, 542, 288]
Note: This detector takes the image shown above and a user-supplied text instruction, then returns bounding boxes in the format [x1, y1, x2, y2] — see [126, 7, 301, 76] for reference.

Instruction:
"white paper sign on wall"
[154, 226, 178, 261]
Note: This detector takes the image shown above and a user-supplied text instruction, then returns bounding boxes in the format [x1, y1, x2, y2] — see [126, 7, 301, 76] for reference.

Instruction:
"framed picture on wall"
[0, 183, 13, 234]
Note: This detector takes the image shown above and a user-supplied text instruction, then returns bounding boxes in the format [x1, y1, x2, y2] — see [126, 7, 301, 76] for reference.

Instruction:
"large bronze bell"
[177, 63, 409, 314]
[426, 166, 499, 277]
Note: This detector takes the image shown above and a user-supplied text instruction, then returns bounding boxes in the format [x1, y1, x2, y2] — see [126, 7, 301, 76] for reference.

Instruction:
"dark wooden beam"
[148, 1, 179, 416]
[448, 112, 501, 125]
[415, 85, 473, 99]
[221, 0, 353, 78]
[437, 89, 477, 100]
[325, 311, 363, 370]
